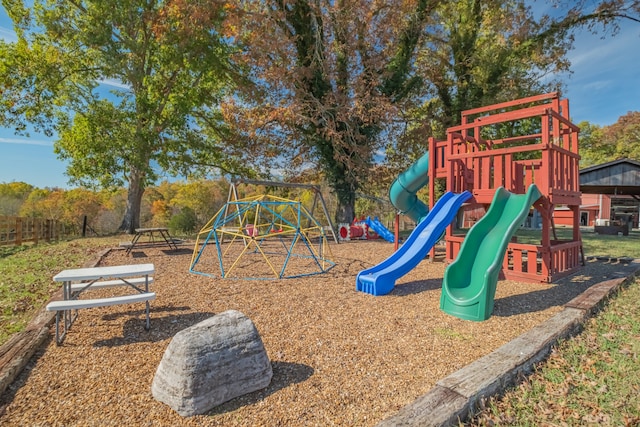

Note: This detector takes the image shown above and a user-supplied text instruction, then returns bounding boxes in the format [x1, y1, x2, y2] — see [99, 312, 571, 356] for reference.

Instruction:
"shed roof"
[580, 158, 640, 195]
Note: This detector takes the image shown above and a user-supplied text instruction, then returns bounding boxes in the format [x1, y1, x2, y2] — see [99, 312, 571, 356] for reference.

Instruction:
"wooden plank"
[493, 155, 504, 189]
[0, 326, 49, 397]
[375, 385, 469, 427]
[512, 249, 523, 274]
[503, 269, 548, 283]
[564, 278, 625, 315]
[437, 308, 585, 399]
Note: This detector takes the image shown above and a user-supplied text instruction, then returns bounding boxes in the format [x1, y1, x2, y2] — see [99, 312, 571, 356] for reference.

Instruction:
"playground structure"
[189, 180, 336, 279]
[359, 92, 583, 320]
[428, 92, 582, 284]
[337, 216, 394, 243]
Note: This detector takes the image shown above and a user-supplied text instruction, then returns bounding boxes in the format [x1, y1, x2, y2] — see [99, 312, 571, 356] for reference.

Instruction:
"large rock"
[151, 310, 273, 416]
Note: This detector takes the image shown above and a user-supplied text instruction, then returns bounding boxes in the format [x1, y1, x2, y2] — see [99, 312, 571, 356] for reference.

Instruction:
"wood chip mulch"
[0, 240, 626, 426]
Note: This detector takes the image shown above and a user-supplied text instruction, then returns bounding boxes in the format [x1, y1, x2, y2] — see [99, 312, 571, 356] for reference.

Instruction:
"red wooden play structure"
[425, 92, 583, 283]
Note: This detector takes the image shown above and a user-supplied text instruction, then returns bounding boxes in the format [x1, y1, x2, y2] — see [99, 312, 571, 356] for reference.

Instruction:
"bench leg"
[55, 308, 78, 345]
[145, 300, 151, 330]
[55, 311, 68, 345]
[55, 311, 60, 345]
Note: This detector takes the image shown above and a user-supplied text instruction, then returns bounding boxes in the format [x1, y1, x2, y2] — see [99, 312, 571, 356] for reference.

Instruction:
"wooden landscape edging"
[0, 248, 112, 399]
[376, 259, 640, 427]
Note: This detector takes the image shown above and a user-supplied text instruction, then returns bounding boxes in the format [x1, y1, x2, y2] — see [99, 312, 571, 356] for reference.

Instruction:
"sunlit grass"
[515, 228, 640, 259]
[469, 278, 640, 426]
[0, 236, 121, 346]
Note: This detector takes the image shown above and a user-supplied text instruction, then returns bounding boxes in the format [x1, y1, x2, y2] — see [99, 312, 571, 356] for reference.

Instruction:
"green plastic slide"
[440, 184, 542, 321]
[389, 151, 430, 222]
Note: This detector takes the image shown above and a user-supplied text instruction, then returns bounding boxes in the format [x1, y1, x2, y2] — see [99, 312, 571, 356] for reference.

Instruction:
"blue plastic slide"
[356, 191, 472, 296]
[364, 216, 395, 243]
[440, 185, 542, 321]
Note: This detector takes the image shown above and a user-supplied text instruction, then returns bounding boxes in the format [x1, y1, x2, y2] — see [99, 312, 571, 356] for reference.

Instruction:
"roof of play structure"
[580, 158, 640, 196]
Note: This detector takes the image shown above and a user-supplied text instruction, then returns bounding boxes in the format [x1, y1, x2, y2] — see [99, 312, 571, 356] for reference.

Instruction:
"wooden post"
[33, 218, 39, 244]
[394, 214, 399, 251]
[15, 217, 22, 245]
[82, 215, 88, 237]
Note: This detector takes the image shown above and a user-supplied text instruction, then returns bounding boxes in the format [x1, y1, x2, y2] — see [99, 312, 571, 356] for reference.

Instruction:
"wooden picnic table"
[123, 227, 179, 254]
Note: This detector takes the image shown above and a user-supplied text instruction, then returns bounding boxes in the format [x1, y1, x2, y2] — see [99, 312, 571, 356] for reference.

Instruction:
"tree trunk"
[333, 180, 356, 225]
[119, 166, 145, 234]
[335, 198, 355, 225]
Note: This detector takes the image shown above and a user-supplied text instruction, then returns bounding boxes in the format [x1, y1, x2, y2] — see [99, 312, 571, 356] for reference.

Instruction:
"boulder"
[151, 310, 272, 416]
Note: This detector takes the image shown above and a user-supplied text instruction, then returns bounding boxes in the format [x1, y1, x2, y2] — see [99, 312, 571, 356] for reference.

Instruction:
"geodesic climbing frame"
[189, 194, 335, 279]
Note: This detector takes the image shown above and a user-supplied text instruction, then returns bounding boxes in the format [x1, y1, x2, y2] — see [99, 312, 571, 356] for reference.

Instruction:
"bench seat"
[46, 292, 156, 311]
[69, 277, 154, 292]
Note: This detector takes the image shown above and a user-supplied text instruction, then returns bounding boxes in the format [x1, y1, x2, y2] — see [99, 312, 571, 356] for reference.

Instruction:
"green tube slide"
[389, 151, 430, 223]
[440, 184, 542, 322]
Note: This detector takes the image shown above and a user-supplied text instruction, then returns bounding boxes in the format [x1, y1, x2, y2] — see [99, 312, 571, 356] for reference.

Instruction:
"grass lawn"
[465, 228, 640, 426]
[516, 227, 640, 260]
[468, 276, 640, 426]
[0, 236, 122, 346]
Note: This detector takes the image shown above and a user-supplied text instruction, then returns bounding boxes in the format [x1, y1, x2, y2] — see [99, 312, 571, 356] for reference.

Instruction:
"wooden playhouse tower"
[427, 92, 583, 283]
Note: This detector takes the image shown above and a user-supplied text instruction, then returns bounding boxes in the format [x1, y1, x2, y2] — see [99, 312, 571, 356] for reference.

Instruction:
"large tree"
[227, 0, 443, 224]
[388, 0, 575, 166]
[1, 0, 250, 233]
[228, 0, 584, 223]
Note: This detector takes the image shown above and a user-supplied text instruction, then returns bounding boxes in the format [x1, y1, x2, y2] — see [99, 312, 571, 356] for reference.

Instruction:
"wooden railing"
[427, 92, 584, 283]
[445, 235, 583, 283]
[0, 216, 67, 246]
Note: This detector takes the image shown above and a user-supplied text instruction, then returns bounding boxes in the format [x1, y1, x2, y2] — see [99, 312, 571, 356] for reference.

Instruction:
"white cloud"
[0, 137, 54, 147]
[98, 78, 131, 90]
[0, 26, 17, 42]
[582, 80, 612, 91]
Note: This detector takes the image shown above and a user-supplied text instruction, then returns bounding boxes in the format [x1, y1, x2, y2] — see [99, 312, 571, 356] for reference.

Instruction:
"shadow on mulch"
[130, 251, 149, 258]
[94, 306, 216, 347]
[206, 361, 314, 416]
[128, 247, 193, 258]
[494, 260, 639, 318]
[162, 248, 193, 256]
[391, 278, 443, 296]
[493, 284, 589, 317]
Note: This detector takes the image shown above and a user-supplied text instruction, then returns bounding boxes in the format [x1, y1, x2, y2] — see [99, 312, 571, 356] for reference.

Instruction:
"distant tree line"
[0, 179, 231, 237]
[0, 177, 404, 237]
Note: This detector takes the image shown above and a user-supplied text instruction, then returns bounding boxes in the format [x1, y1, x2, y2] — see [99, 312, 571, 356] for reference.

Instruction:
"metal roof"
[580, 158, 640, 195]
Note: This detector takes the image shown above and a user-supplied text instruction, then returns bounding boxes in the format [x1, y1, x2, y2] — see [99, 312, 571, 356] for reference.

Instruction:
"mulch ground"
[0, 239, 627, 426]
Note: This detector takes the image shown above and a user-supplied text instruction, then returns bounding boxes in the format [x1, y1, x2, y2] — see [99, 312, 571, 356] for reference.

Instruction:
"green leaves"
[2, 0, 250, 231]
[578, 113, 640, 168]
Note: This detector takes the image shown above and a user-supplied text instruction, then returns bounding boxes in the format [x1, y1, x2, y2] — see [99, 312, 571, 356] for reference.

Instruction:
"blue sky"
[1, 5, 639, 189]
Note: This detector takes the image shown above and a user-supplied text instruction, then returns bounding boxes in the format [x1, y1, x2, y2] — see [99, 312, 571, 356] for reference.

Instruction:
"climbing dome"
[190, 195, 335, 279]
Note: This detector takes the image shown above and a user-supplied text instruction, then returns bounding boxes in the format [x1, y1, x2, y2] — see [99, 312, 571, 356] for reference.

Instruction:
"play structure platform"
[428, 92, 583, 285]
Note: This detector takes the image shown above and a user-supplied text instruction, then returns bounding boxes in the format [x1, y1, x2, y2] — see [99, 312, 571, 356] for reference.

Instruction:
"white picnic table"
[47, 263, 156, 345]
